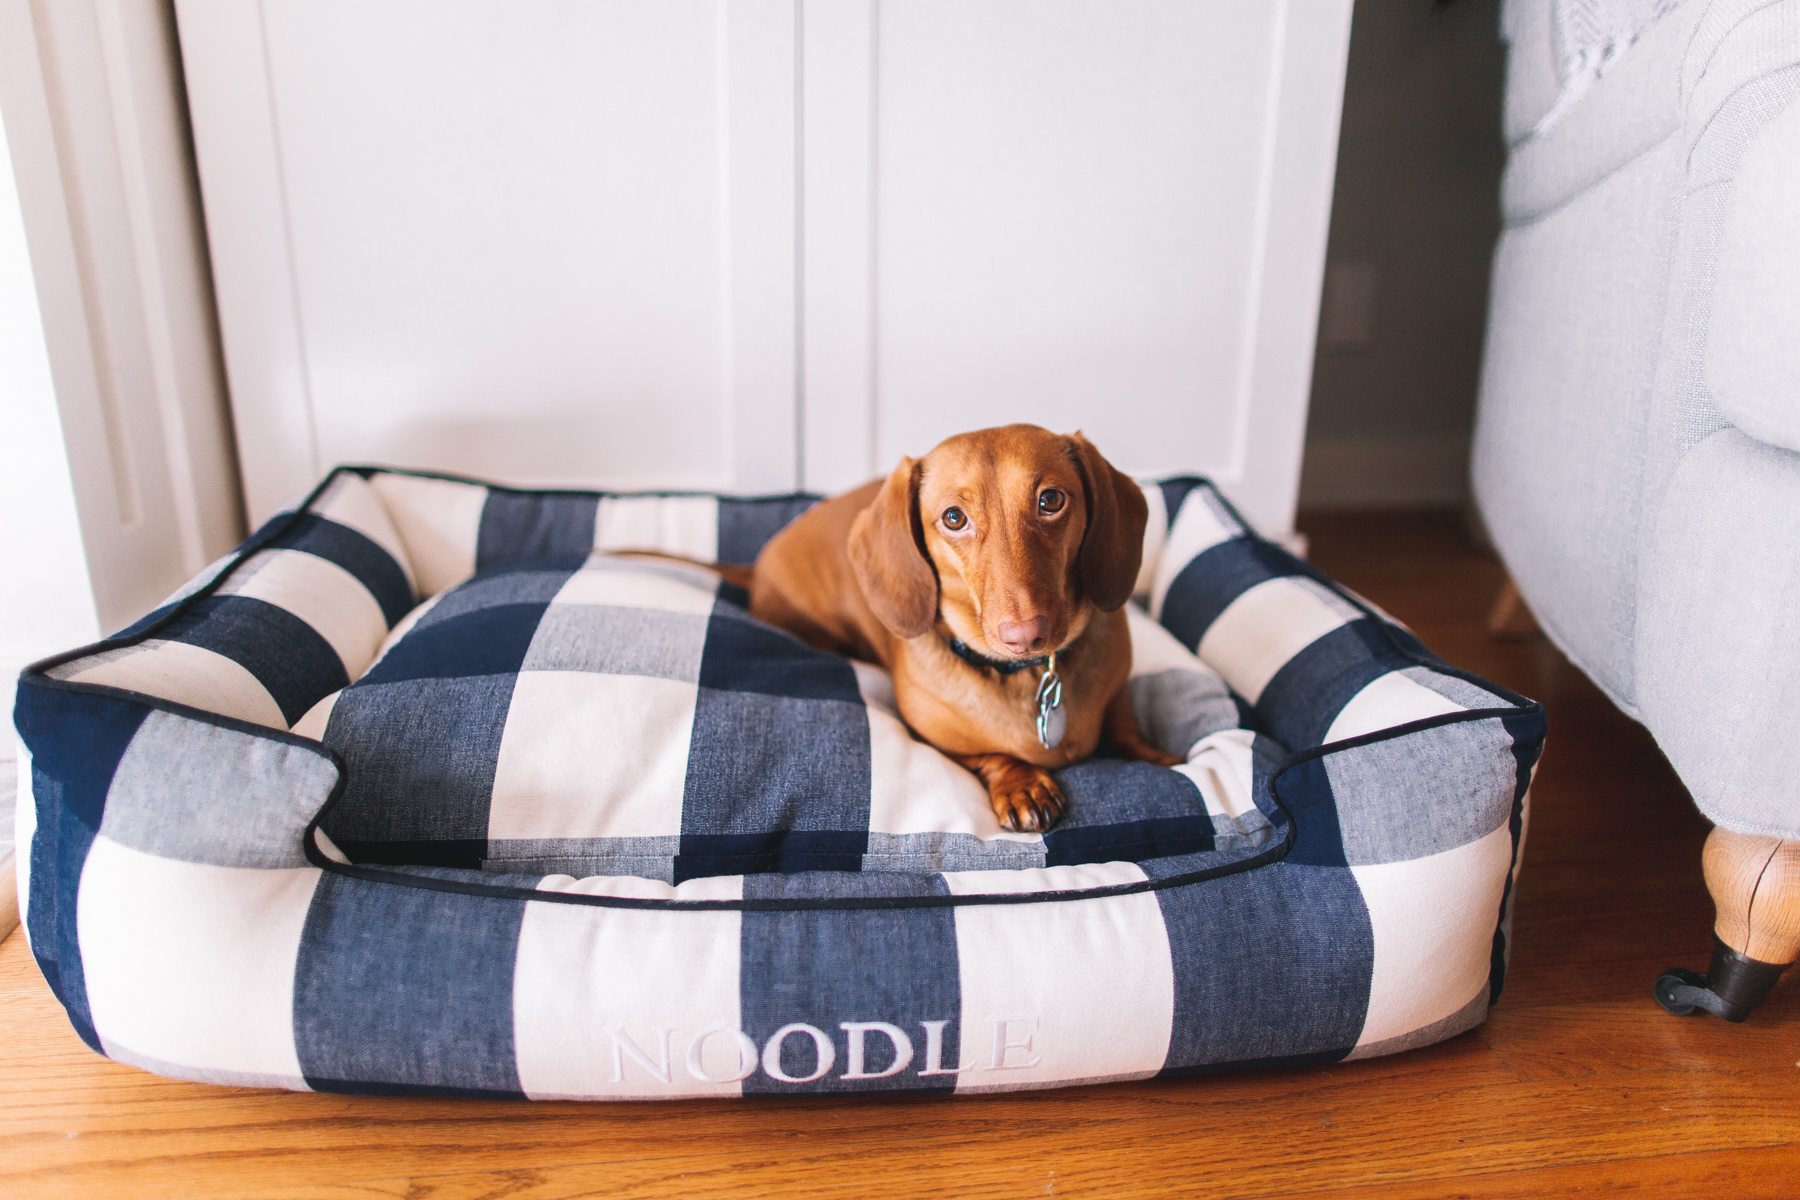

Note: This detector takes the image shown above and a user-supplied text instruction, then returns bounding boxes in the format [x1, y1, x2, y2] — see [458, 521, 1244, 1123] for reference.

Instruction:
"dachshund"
[750, 424, 1181, 832]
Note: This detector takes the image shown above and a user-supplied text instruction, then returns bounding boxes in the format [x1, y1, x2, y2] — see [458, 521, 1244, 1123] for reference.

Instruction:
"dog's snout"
[997, 617, 1049, 656]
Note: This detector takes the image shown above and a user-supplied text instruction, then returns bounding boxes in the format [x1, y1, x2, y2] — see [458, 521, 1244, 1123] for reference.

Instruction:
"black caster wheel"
[1653, 968, 1711, 1017]
[1653, 937, 1788, 1023]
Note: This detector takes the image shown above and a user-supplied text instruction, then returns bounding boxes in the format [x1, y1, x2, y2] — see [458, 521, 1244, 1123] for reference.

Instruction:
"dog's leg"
[1102, 687, 1184, 768]
[950, 753, 1067, 833]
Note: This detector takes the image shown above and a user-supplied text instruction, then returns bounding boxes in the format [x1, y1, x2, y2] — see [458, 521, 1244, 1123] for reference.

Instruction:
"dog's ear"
[848, 456, 939, 638]
[1068, 431, 1148, 612]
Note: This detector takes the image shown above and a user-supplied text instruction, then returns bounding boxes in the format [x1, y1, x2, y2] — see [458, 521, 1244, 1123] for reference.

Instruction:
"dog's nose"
[998, 617, 1049, 656]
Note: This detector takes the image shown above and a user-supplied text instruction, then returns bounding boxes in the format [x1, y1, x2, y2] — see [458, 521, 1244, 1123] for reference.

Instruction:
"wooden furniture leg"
[1656, 828, 1800, 1021]
[1486, 577, 1541, 640]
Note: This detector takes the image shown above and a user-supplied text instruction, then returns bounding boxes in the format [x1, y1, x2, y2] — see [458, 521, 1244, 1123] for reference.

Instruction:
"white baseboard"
[1298, 433, 1472, 510]
[1, 851, 16, 943]
[2, 654, 28, 765]
[3, 655, 21, 942]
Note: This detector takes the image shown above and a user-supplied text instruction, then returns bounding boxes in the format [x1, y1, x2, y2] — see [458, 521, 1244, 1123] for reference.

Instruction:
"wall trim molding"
[0, 0, 244, 632]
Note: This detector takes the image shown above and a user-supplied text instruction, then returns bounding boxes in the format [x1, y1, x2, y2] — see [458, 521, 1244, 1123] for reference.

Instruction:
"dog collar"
[943, 636, 1067, 749]
[944, 636, 1050, 675]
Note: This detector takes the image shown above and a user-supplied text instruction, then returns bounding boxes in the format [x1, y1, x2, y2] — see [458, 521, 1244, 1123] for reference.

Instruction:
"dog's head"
[847, 424, 1147, 658]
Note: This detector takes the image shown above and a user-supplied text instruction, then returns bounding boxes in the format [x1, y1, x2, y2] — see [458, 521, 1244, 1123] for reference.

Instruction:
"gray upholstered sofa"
[1474, 0, 1800, 1019]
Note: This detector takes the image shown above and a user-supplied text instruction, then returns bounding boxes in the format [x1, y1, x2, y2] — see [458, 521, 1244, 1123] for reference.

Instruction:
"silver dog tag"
[1036, 654, 1065, 750]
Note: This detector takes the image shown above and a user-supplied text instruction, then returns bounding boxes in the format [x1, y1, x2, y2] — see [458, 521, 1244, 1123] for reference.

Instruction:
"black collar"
[945, 636, 1050, 675]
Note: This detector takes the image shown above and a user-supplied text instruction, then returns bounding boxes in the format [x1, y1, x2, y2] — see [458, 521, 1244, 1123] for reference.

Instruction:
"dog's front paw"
[950, 753, 1069, 832]
[988, 765, 1066, 833]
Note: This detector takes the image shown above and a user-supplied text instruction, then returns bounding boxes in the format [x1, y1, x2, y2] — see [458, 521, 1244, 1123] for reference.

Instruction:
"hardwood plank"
[1479, 994, 1800, 1084]
[222, 1144, 1800, 1200]
[42, 1070, 1796, 1200]
[1260, 1145, 1800, 1200]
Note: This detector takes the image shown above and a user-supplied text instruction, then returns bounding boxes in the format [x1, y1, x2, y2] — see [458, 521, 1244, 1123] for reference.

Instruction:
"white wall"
[1, 100, 102, 761]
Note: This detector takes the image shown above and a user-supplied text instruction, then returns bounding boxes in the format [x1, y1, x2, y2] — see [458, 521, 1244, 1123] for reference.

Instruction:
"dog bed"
[13, 468, 1542, 1099]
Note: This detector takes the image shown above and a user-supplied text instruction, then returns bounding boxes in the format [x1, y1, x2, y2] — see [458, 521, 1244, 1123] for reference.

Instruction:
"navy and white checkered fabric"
[301, 552, 1280, 884]
[14, 467, 1543, 1099]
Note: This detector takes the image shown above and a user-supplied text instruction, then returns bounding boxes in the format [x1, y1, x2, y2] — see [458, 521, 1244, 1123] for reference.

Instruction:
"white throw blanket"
[1535, 0, 1684, 135]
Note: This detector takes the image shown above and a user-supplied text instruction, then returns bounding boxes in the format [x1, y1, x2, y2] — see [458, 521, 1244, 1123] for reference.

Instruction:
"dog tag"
[1036, 655, 1065, 750]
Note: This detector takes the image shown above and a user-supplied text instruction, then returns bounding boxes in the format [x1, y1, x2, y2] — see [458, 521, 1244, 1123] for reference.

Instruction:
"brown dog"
[751, 424, 1181, 832]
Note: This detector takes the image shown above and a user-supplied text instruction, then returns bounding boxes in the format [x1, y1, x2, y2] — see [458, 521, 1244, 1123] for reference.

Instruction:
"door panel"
[178, 0, 798, 524]
[800, 0, 1351, 535]
[875, 1, 1278, 478]
[180, 0, 1349, 534]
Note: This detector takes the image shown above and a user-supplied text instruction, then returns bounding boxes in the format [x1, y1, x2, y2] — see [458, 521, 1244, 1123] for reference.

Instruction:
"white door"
[178, 0, 1350, 534]
[801, 0, 1351, 536]
[177, 0, 801, 524]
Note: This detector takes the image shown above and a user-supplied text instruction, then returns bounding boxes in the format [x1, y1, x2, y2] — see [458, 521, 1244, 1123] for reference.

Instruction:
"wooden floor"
[3, 510, 1796, 1198]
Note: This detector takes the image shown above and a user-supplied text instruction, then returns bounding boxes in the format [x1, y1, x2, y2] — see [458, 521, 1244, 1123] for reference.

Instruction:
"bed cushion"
[13, 467, 1543, 1099]
[299, 551, 1280, 882]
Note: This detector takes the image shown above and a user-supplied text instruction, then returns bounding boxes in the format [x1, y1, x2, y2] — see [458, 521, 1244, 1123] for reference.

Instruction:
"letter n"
[606, 1026, 674, 1085]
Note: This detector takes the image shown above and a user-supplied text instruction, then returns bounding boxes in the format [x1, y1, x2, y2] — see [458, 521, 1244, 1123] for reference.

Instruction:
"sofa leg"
[1486, 577, 1540, 640]
[1655, 828, 1800, 1021]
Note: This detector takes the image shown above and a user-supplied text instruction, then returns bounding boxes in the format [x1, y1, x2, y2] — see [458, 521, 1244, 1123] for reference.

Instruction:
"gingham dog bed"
[13, 468, 1542, 1099]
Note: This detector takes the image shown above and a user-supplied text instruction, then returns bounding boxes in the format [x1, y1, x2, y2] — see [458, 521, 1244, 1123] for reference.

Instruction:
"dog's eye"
[942, 507, 968, 531]
[1038, 489, 1067, 515]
